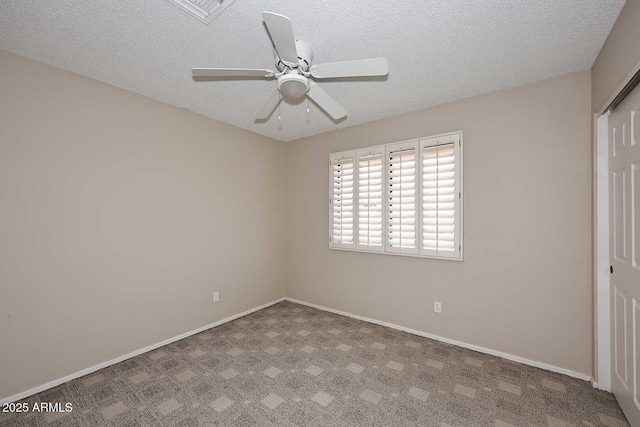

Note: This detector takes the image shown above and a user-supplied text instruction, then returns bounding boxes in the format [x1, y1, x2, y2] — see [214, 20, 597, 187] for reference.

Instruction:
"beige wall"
[0, 51, 287, 400]
[592, 0, 640, 113]
[286, 71, 593, 375]
[0, 44, 598, 401]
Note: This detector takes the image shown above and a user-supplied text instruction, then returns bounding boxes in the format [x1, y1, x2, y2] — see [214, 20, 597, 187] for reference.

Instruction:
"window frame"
[329, 131, 463, 261]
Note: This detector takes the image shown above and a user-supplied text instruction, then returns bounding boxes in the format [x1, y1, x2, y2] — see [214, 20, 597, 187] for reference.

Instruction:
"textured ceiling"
[0, 1, 625, 142]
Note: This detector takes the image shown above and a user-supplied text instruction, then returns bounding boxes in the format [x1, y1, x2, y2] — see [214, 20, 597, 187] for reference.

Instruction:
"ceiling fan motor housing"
[274, 40, 313, 72]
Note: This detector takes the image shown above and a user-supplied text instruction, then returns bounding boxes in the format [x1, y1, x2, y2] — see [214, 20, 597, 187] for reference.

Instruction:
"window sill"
[329, 246, 463, 262]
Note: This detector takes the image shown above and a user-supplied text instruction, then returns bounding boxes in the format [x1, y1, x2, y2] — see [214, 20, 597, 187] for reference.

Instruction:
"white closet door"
[609, 82, 640, 427]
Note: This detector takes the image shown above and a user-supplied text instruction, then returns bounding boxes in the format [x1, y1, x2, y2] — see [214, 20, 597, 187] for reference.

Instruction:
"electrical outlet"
[213, 291, 219, 303]
[434, 301, 442, 313]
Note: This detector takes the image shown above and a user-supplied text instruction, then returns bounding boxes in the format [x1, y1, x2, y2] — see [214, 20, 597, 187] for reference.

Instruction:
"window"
[329, 132, 463, 260]
[421, 139, 458, 257]
[357, 148, 384, 251]
[387, 141, 419, 254]
[329, 151, 355, 249]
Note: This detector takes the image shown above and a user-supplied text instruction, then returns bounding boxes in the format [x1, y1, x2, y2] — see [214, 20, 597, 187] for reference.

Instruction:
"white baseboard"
[284, 297, 592, 382]
[0, 297, 286, 405]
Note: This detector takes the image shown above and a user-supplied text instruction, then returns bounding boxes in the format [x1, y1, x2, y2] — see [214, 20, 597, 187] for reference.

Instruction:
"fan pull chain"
[278, 100, 281, 121]
[307, 98, 310, 114]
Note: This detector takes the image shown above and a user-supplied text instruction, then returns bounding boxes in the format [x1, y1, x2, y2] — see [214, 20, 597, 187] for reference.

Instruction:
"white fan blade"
[192, 68, 275, 78]
[307, 84, 347, 120]
[310, 58, 389, 79]
[255, 89, 282, 120]
[262, 12, 298, 67]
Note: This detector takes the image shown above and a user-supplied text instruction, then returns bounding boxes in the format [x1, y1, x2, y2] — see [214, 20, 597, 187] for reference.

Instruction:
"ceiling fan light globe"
[280, 80, 308, 100]
[277, 74, 310, 101]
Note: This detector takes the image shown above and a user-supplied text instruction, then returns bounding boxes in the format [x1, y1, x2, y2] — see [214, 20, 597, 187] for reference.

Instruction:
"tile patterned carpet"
[0, 301, 629, 426]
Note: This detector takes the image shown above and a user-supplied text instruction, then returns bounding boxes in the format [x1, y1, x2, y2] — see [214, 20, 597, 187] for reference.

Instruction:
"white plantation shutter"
[420, 134, 461, 259]
[357, 148, 384, 251]
[329, 151, 356, 248]
[386, 142, 419, 254]
[329, 132, 462, 261]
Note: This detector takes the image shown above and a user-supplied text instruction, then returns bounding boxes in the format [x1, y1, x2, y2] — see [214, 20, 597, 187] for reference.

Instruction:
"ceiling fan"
[192, 12, 389, 121]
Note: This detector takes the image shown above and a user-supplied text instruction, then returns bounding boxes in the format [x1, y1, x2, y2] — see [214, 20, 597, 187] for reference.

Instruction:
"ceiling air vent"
[167, 0, 237, 24]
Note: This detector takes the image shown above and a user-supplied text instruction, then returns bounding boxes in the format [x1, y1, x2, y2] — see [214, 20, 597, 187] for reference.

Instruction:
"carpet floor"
[0, 301, 629, 426]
